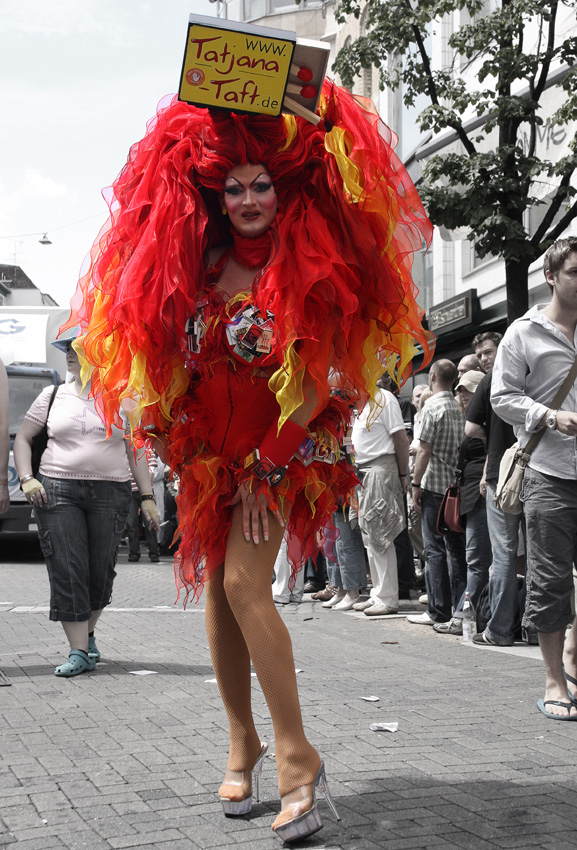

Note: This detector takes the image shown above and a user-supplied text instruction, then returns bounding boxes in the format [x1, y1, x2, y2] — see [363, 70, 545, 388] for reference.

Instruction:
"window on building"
[389, 24, 432, 159]
[413, 242, 434, 314]
[244, 0, 322, 16]
[244, 0, 266, 20]
[360, 8, 373, 101]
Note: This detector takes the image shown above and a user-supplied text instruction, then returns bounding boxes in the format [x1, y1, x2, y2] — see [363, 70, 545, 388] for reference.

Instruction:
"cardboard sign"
[179, 15, 295, 116]
[178, 15, 330, 122]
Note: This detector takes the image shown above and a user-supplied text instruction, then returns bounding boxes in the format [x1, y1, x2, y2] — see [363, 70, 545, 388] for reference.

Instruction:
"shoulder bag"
[437, 439, 467, 535]
[31, 385, 59, 477]
[494, 356, 577, 515]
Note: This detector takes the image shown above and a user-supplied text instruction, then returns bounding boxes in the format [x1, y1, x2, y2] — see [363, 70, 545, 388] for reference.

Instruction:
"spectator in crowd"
[491, 237, 577, 719]
[473, 331, 502, 373]
[411, 383, 428, 412]
[457, 353, 482, 378]
[13, 331, 159, 677]
[303, 552, 328, 595]
[0, 356, 9, 515]
[408, 386, 432, 591]
[465, 335, 520, 647]
[159, 470, 179, 556]
[321, 504, 367, 610]
[378, 372, 417, 599]
[272, 532, 305, 604]
[126, 456, 160, 563]
[352, 381, 409, 616]
[434, 369, 490, 635]
[407, 359, 466, 626]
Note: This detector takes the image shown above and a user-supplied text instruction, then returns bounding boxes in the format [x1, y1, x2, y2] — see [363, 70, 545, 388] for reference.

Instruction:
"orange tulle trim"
[171, 450, 358, 606]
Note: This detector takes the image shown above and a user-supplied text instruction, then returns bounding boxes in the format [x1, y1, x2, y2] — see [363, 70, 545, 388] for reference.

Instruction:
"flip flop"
[537, 698, 577, 720]
[562, 664, 577, 706]
[54, 649, 96, 678]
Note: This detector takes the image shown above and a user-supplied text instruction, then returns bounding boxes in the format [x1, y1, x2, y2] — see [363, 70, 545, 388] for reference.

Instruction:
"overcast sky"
[0, 0, 218, 309]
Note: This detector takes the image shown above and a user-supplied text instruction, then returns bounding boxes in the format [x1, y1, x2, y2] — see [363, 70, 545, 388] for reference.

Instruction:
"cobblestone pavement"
[1, 544, 577, 850]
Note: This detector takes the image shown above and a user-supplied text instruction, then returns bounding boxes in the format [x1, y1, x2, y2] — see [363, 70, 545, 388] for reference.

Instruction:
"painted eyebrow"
[224, 173, 271, 187]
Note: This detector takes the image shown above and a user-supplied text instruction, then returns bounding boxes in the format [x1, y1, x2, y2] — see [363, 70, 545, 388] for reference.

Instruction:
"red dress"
[168, 251, 358, 603]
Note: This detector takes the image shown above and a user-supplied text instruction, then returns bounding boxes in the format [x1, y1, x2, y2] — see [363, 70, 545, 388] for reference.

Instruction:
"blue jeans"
[35, 476, 131, 622]
[328, 507, 367, 590]
[422, 489, 467, 622]
[483, 480, 522, 643]
[454, 496, 492, 617]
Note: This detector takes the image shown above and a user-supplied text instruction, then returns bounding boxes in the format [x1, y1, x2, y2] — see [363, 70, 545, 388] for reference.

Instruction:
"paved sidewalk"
[2, 548, 577, 850]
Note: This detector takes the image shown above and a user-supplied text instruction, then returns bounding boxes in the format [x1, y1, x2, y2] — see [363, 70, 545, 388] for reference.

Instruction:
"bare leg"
[539, 626, 577, 716]
[89, 609, 104, 632]
[210, 505, 319, 797]
[61, 621, 89, 652]
[562, 618, 577, 701]
[61, 608, 104, 653]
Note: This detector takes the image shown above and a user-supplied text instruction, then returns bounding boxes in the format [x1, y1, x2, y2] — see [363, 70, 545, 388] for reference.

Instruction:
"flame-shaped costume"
[63, 81, 433, 604]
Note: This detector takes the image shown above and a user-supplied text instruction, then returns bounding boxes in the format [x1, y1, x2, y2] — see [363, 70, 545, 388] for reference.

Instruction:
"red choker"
[231, 230, 272, 269]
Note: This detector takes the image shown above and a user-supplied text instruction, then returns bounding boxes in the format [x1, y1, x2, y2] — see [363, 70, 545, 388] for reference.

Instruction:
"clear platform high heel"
[271, 760, 341, 843]
[219, 742, 268, 816]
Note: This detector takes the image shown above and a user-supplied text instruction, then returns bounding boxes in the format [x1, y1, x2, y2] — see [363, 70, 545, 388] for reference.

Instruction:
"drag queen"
[64, 81, 432, 842]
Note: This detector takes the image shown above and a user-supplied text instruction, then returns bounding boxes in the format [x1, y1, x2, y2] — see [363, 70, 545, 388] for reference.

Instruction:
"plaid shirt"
[418, 391, 464, 495]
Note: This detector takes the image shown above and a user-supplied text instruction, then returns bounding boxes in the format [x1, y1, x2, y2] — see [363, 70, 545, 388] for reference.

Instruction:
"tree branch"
[531, 169, 574, 246]
[544, 196, 577, 245]
[534, 1, 559, 100]
[404, 0, 477, 155]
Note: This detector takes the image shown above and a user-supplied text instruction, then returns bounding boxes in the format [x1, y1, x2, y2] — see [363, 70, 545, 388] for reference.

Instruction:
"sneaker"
[407, 611, 441, 626]
[352, 597, 374, 612]
[418, 594, 428, 605]
[128, 554, 140, 562]
[149, 554, 160, 563]
[472, 631, 514, 647]
[364, 604, 399, 616]
[433, 617, 463, 635]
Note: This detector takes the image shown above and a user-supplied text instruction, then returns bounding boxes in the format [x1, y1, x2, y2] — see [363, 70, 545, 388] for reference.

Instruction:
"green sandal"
[88, 635, 101, 663]
[54, 649, 96, 678]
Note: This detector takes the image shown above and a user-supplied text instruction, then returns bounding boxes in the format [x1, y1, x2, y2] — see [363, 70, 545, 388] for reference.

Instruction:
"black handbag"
[31, 385, 59, 476]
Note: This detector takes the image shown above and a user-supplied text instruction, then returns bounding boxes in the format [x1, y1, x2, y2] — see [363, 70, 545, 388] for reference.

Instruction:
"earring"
[222, 208, 227, 215]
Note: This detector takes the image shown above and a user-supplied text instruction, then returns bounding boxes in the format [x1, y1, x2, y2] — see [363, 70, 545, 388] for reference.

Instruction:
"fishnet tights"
[205, 506, 320, 797]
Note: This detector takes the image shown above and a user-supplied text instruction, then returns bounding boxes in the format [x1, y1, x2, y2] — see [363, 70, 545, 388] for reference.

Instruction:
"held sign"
[179, 19, 295, 116]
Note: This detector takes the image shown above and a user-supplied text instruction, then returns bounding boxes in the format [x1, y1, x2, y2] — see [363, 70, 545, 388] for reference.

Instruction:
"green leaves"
[334, 0, 577, 300]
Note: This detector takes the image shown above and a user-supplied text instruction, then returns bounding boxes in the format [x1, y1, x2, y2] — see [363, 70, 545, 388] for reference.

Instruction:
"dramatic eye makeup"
[223, 173, 273, 195]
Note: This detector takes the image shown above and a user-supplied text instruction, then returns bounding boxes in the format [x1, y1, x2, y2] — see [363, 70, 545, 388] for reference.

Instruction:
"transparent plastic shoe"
[219, 742, 268, 816]
[271, 761, 340, 843]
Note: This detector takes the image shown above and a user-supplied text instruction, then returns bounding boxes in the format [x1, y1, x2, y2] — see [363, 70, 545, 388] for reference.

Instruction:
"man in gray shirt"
[491, 236, 577, 721]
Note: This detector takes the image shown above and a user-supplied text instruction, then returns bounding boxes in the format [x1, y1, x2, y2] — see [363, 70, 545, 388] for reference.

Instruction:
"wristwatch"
[545, 410, 558, 430]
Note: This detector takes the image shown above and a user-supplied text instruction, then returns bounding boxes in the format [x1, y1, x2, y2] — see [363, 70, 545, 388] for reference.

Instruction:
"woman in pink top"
[13, 329, 160, 677]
